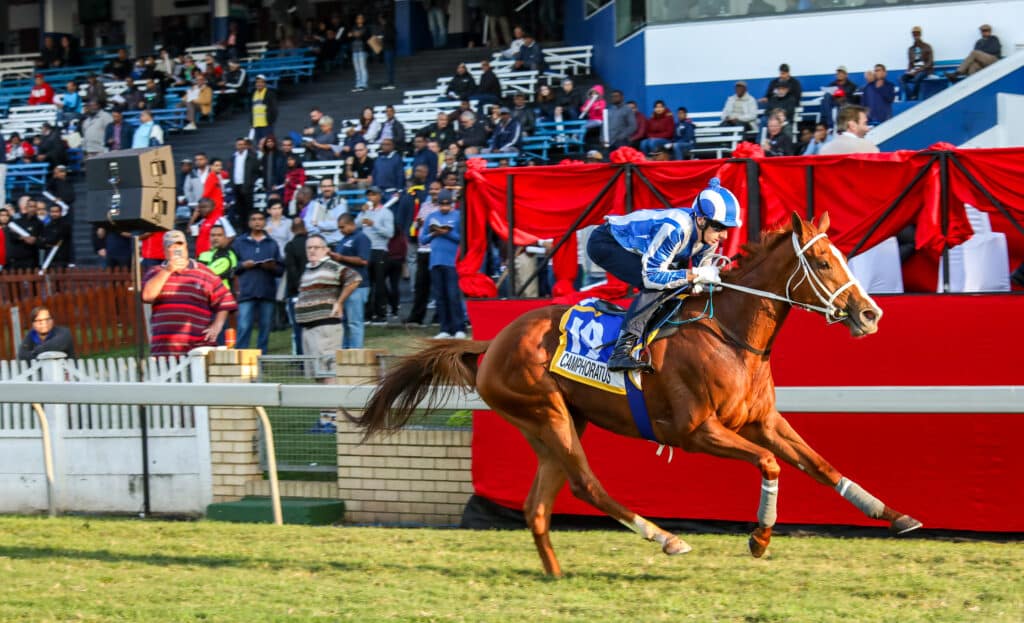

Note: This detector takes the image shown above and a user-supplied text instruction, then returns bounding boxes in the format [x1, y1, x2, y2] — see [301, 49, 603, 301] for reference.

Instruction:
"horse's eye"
[816, 260, 830, 271]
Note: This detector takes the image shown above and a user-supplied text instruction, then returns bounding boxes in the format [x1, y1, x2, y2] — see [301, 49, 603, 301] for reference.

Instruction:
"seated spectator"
[141, 78, 165, 110]
[372, 138, 405, 191]
[5, 133, 33, 163]
[28, 74, 55, 105]
[338, 122, 365, 158]
[446, 63, 476, 101]
[309, 115, 340, 161]
[84, 74, 107, 106]
[57, 81, 83, 123]
[820, 105, 879, 155]
[721, 80, 759, 138]
[39, 36, 60, 68]
[555, 78, 585, 117]
[103, 48, 133, 80]
[861, 64, 896, 123]
[946, 24, 1002, 81]
[828, 66, 858, 98]
[423, 112, 457, 150]
[378, 105, 406, 150]
[142, 230, 236, 356]
[345, 142, 374, 189]
[535, 84, 556, 121]
[901, 26, 934, 101]
[639, 100, 674, 155]
[358, 106, 381, 143]
[579, 85, 606, 130]
[131, 110, 165, 148]
[628, 100, 646, 149]
[761, 116, 795, 157]
[200, 54, 223, 84]
[514, 31, 545, 72]
[34, 124, 66, 167]
[283, 154, 307, 206]
[456, 111, 489, 153]
[119, 77, 145, 110]
[474, 59, 503, 114]
[671, 107, 696, 160]
[179, 75, 213, 131]
[487, 107, 522, 153]
[763, 82, 798, 130]
[447, 99, 474, 125]
[511, 92, 535, 136]
[218, 59, 248, 111]
[18, 306, 74, 361]
[59, 36, 82, 67]
[303, 107, 325, 136]
[759, 63, 802, 106]
[801, 123, 833, 155]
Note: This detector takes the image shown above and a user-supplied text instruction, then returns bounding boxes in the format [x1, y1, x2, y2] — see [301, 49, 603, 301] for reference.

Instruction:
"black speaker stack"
[86, 146, 177, 232]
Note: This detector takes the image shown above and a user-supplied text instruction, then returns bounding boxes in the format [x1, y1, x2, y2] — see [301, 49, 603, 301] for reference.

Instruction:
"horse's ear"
[790, 211, 805, 236]
[817, 211, 831, 233]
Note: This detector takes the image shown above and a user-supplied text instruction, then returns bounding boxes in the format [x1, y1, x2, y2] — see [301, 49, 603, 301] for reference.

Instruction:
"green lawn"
[0, 517, 1020, 622]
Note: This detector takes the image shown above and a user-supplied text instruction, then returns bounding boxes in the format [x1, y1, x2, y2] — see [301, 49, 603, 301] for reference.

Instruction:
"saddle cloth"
[549, 298, 628, 394]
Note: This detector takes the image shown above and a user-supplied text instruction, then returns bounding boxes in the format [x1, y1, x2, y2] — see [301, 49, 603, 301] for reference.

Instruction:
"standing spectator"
[378, 106, 407, 150]
[829, 66, 859, 96]
[180, 75, 213, 131]
[0, 132, 5, 209]
[46, 164, 75, 211]
[183, 152, 210, 212]
[258, 135, 286, 196]
[419, 190, 465, 339]
[639, 100, 674, 155]
[901, 26, 934, 101]
[295, 234, 362, 368]
[446, 63, 476, 101]
[349, 13, 371, 92]
[28, 75, 55, 105]
[250, 75, 278, 143]
[98, 226, 133, 268]
[131, 110, 165, 148]
[761, 116, 795, 156]
[605, 90, 636, 150]
[39, 204, 71, 268]
[81, 101, 112, 157]
[820, 105, 879, 155]
[672, 107, 696, 161]
[265, 199, 292, 252]
[500, 25, 525, 59]
[424, 0, 449, 49]
[197, 224, 239, 291]
[344, 142, 375, 189]
[104, 110, 131, 152]
[947, 24, 1002, 80]
[232, 211, 284, 353]
[231, 137, 259, 225]
[18, 306, 74, 361]
[333, 213, 371, 347]
[283, 154, 306, 207]
[0, 206, 10, 269]
[283, 217, 308, 354]
[513, 32, 545, 72]
[405, 180, 441, 326]
[484, 1, 513, 48]
[862, 64, 896, 124]
[721, 80, 759, 138]
[304, 179, 348, 244]
[309, 115, 340, 161]
[374, 12, 397, 90]
[6, 197, 41, 269]
[359, 187, 394, 325]
[142, 230, 236, 356]
[372, 138, 405, 191]
[474, 60, 503, 114]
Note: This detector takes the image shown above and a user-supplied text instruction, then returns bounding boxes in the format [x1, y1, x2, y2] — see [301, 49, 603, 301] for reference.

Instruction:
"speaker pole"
[132, 233, 152, 518]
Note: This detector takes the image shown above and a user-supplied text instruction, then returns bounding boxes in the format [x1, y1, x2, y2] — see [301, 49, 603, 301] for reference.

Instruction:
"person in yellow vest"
[250, 74, 279, 144]
[198, 223, 239, 292]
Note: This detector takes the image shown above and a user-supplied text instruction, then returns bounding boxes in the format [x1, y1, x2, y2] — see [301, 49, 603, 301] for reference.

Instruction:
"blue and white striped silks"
[604, 208, 712, 290]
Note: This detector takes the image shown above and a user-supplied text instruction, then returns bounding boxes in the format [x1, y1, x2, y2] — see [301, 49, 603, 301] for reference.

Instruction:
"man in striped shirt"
[142, 230, 237, 356]
[295, 234, 363, 369]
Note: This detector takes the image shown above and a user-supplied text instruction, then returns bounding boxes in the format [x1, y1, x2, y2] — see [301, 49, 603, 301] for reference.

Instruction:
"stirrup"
[608, 333, 650, 372]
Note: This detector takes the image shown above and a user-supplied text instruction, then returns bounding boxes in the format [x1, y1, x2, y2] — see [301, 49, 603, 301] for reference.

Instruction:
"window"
[586, 0, 613, 17]
[646, 0, 969, 26]
[616, 0, 647, 41]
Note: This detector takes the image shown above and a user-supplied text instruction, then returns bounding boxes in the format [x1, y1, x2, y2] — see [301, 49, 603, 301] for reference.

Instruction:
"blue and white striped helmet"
[692, 177, 743, 228]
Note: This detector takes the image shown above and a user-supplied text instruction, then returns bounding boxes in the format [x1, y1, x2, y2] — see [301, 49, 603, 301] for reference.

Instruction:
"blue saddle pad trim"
[625, 373, 657, 442]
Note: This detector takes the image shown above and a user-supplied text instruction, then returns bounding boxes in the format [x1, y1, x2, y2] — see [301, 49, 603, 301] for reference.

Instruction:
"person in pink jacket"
[579, 84, 606, 129]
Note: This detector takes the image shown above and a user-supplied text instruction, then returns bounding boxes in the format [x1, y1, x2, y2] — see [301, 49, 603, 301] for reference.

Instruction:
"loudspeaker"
[86, 146, 177, 231]
[85, 146, 175, 190]
[87, 187, 176, 232]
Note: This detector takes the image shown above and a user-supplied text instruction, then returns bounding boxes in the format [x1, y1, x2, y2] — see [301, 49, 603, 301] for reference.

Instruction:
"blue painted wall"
[565, 0, 646, 110]
[879, 67, 1024, 151]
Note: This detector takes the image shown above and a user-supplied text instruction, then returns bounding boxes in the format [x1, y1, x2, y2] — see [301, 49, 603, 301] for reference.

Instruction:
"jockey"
[587, 177, 743, 372]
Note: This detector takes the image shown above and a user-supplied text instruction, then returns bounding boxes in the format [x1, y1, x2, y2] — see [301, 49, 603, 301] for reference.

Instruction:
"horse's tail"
[343, 339, 491, 441]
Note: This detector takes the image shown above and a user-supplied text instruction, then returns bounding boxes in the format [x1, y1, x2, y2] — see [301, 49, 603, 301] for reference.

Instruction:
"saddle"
[595, 293, 688, 348]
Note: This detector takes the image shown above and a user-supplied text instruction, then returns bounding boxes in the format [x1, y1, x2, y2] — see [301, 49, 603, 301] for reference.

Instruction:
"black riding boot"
[607, 291, 663, 373]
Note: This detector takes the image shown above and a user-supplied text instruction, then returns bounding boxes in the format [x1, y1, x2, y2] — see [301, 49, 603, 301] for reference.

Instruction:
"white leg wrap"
[836, 477, 885, 519]
[758, 478, 779, 528]
[619, 515, 669, 546]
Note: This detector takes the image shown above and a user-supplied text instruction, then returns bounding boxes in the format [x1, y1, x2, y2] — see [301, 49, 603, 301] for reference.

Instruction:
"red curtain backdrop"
[460, 147, 1024, 296]
[466, 296, 1024, 531]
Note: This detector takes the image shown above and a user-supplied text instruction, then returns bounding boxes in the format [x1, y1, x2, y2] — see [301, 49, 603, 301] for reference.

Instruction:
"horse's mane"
[723, 225, 793, 281]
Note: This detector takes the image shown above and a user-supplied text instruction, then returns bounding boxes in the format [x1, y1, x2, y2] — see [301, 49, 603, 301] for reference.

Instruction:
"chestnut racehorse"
[349, 213, 922, 576]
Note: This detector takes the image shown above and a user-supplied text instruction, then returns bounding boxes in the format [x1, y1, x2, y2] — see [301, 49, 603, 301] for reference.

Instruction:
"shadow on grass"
[0, 544, 677, 581]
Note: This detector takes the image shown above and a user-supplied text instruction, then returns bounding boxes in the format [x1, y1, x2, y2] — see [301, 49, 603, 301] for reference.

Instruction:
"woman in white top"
[265, 199, 293, 250]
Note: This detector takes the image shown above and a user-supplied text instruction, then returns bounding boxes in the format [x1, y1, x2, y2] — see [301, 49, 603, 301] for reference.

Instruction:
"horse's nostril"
[861, 309, 878, 323]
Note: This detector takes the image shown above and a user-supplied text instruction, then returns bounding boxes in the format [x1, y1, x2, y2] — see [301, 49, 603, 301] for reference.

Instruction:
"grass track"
[0, 517, 1021, 622]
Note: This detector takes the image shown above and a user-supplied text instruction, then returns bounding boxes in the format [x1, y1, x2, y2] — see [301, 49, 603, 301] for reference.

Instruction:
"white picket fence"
[0, 352, 211, 515]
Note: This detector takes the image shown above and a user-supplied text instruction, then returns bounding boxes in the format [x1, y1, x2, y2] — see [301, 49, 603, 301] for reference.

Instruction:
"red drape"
[460, 147, 1024, 297]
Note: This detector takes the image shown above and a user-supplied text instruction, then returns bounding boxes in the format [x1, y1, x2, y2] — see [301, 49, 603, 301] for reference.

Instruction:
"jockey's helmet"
[692, 177, 742, 228]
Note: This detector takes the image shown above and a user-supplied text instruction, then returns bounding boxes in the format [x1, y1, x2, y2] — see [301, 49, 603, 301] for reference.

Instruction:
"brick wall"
[335, 349, 473, 526]
[206, 349, 263, 502]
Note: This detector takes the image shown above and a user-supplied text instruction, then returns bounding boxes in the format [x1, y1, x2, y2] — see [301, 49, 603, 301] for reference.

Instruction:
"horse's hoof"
[662, 536, 692, 556]
[890, 514, 923, 535]
[748, 526, 771, 558]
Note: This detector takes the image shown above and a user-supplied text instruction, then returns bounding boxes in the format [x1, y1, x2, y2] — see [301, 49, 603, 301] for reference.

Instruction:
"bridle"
[711, 232, 857, 323]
